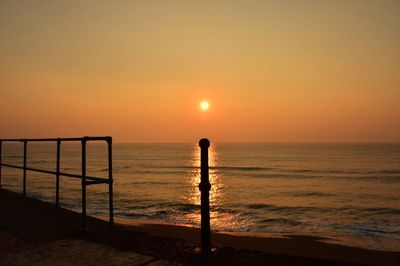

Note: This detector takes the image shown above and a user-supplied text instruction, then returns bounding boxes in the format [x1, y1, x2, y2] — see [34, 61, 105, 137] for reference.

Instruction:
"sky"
[0, 0, 399, 143]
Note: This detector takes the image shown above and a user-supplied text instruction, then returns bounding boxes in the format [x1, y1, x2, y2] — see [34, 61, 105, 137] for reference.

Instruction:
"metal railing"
[0, 136, 113, 230]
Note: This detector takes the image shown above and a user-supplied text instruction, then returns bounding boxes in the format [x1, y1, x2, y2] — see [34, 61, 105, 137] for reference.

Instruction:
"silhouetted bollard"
[23, 140, 27, 196]
[81, 138, 87, 231]
[199, 138, 211, 254]
[0, 140, 2, 188]
[56, 138, 61, 207]
[107, 137, 114, 227]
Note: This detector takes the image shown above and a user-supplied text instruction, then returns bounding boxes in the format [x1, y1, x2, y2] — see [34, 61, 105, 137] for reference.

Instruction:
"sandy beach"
[1, 188, 399, 266]
[0, 230, 164, 266]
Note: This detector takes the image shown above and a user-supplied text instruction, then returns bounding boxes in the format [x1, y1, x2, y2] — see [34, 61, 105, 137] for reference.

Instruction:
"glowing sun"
[200, 101, 209, 111]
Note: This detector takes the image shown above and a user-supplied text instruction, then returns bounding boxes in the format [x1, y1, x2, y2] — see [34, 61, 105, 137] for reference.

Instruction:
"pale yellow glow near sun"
[200, 101, 209, 111]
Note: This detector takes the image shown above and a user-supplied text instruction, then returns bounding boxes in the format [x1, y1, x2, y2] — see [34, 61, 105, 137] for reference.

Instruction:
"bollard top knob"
[199, 138, 210, 148]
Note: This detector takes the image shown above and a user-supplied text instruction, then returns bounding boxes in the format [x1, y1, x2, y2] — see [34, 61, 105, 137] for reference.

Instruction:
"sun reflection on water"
[184, 142, 226, 228]
[187, 143, 223, 205]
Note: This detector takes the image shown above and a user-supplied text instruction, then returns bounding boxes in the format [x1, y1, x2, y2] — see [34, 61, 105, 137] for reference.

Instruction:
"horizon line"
[1, 138, 399, 145]
[112, 141, 400, 144]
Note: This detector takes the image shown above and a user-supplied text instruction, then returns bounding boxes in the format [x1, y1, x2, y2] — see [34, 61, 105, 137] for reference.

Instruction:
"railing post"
[0, 140, 2, 188]
[56, 138, 61, 207]
[23, 139, 27, 196]
[81, 138, 87, 231]
[107, 137, 114, 227]
[198, 138, 211, 255]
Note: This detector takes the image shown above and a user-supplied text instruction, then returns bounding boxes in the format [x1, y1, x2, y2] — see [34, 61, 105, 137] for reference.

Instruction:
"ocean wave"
[261, 218, 303, 226]
[100, 165, 130, 172]
[119, 202, 200, 220]
[285, 191, 334, 197]
[243, 204, 400, 216]
[149, 165, 274, 171]
[99, 164, 400, 181]
[124, 212, 154, 219]
[128, 180, 171, 185]
[164, 202, 200, 212]
[4, 155, 22, 158]
[225, 171, 400, 182]
[125, 201, 200, 212]
[342, 175, 400, 182]
[210, 166, 274, 171]
[30, 159, 49, 164]
[277, 168, 400, 176]
[381, 169, 400, 174]
[339, 223, 400, 237]
[289, 169, 314, 173]
[132, 170, 187, 175]
[227, 173, 316, 179]
[362, 207, 400, 215]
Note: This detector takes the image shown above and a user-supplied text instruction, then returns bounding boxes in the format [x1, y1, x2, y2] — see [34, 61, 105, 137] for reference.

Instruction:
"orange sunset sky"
[0, 1, 399, 143]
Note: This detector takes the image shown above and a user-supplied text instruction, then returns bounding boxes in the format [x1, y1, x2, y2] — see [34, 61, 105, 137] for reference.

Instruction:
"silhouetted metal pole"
[56, 138, 61, 207]
[199, 138, 211, 254]
[23, 140, 27, 196]
[81, 138, 87, 231]
[0, 140, 2, 188]
[107, 137, 114, 227]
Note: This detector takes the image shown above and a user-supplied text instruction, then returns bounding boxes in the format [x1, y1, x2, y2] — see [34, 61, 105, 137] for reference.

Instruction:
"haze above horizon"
[1, 1, 399, 143]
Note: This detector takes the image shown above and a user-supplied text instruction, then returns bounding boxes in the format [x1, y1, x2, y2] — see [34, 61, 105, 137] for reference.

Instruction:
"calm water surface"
[1, 143, 399, 250]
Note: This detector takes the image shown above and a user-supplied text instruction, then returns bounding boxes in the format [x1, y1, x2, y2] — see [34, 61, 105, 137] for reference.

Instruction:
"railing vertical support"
[107, 137, 114, 227]
[23, 140, 27, 196]
[81, 138, 87, 231]
[199, 138, 211, 255]
[0, 140, 2, 188]
[56, 138, 61, 207]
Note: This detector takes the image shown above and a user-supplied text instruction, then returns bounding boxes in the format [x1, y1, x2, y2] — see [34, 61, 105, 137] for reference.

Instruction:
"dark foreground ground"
[0, 189, 399, 266]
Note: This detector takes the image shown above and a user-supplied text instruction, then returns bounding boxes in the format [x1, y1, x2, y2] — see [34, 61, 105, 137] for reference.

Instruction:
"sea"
[1, 142, 399, 251]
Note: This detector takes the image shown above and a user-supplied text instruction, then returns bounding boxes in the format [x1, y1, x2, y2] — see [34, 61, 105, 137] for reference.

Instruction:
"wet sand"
[1, 188, 399, 265]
